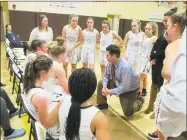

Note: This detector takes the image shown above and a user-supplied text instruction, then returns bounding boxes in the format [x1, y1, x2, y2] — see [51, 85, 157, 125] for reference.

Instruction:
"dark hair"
[106, 44, 120, 58]
[102, 20, 110, 29]
[48, 44, 66, 58]
[30, 39, 47, 52]
[65, 68, 97, 140]
[23, 55, 53, 93]
[164, 7, 178, 17]
[170, 10, 187, 35]
[5, 24, 11, 33]
[56, 36, 64, 46]
[38, 14, 48, 30]
[87, 17, 94, 22]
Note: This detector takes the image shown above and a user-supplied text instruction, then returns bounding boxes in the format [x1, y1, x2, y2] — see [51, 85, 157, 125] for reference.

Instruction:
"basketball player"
[62, 14, 83, 76]
[99, 20, 123, 77]
[81, 17, 100, 71]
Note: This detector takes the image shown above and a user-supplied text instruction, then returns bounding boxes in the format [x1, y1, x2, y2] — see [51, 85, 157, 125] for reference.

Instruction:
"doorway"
[0, 4, 5, 41]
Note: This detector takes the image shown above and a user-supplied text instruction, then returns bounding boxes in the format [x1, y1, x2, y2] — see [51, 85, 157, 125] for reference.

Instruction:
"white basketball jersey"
[82, 29, 98, 49]
[127, 31, 145, 49]
[59, 94, 99, 140]
[141, 36, 156, 57]
[65, 25, 80, 50]
[27, 88, 60, 139]
[100, 31, 113, 51]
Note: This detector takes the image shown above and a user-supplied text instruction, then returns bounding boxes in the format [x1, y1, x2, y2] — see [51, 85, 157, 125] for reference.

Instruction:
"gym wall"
[8, 2, 184, 20]
[9, 10, 164, 41]
[9, 2, 185, 40]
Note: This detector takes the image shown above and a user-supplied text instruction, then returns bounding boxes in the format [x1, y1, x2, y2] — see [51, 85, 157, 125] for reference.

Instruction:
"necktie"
[111, 64, 115, 83]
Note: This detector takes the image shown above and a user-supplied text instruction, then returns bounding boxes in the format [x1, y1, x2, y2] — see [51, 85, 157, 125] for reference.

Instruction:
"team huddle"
[3, 5, 186, 140]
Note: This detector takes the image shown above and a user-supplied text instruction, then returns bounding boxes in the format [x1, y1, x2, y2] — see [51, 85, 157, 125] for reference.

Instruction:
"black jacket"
[150, 31, 168, 88]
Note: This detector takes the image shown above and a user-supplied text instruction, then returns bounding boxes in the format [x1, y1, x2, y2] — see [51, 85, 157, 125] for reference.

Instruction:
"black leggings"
[21, 41, 29, 55]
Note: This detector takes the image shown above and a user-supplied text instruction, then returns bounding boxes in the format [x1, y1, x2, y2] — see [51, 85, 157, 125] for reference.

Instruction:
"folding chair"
[11, 59, 23, 105]
[20, 94, 56, 140]
[5, 44, 14, 81]
[20, 94, 37, 140]
[5, 38, 11, 60]
[32, 121, 46, 140]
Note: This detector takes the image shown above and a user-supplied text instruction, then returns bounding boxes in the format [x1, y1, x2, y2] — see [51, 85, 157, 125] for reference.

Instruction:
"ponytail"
[56, 36, 64, 46]
[65, 68, 97, 140]
[164, 7, 178, 17]
[65, 98, 81, 140]
[23, 61, 36, 93]
[23, 55, 53, 93]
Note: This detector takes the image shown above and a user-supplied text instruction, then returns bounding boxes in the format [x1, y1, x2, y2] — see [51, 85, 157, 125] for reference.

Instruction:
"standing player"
[124, 19, 145, 70]
[81, 17, 100, 71]
[99, 20, 123, 77]
[62, 14, 83, 75]
[138, 22, 158, 96]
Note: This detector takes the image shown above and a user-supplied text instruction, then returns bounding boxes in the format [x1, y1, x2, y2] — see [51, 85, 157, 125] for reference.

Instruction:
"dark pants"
[152, 61, 164, 88]
[0, 97, 12, 131]
[11, 41, 29, 55]
[97, 80, 142, 116]
[167, 131, 187, 140]
[0, 87, 16, 112]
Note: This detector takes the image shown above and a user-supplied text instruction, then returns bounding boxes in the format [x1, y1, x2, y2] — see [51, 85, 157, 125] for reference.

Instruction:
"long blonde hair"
[146, 22, 159, 37]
